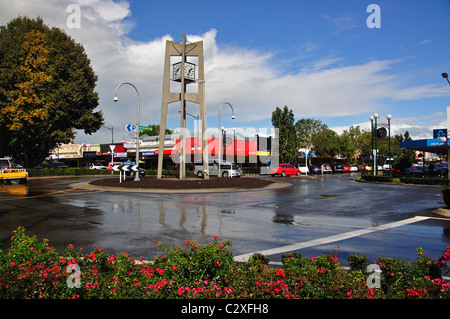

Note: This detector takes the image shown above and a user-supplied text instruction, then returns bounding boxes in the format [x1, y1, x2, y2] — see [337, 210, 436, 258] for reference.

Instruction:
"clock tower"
[157, 34, 209, 179]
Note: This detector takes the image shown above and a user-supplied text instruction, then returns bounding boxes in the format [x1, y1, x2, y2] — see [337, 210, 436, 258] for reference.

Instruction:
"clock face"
[172, 62, 195, 81]
[184, 63, 195, 80]
[173, 63, 182, 80]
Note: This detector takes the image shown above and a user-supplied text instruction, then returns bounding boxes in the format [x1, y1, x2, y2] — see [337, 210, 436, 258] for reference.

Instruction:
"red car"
[271, 163, 301, 176]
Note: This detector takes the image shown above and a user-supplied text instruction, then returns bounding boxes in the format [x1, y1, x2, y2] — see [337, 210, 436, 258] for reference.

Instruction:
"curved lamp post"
[114, 82, 141, 181]
[218, 102, 235, 177]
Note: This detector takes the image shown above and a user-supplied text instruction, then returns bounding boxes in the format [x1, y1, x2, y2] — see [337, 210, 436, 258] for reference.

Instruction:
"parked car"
[309, 165, 322, 174]
[270, 163, 301, 176]
[331, 163, 344, 173]
[343, 165, 351, 172]
[50, 162, 68, 169]
[404, 165, 424, 177]
[84, 162, 107, 169]
[194, 160, 242, 178]
[322, 163, 332, 173]
[298, 165, 309, 174]
[125, 167, 146, 177]
[433, 163, 448, 177]
[350, 165, 359, 172]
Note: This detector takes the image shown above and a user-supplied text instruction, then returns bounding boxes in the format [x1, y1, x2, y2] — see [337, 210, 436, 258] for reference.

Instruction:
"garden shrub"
[0, 227, 449, 299]
[348, 254, 369, 271]
[360, 174, 393, 183]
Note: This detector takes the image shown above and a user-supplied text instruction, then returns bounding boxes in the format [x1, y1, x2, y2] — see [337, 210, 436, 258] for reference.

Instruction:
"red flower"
[213, 236, 220, 241]
[172, 266, 177, 271]
[185, 240, 190, 245]
[276, 269, 285, 277]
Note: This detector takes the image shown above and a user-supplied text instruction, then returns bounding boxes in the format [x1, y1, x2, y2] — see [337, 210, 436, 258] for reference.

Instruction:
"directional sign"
[125, 124, 137, 132]
[132, 165, 138, 172]
[139, 126, 152, 131]
[112, 165, 123, 171]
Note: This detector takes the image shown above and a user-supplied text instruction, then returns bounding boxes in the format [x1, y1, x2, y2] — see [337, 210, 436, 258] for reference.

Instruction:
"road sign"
[139, 126, 152, 131]
[112, 164, 123, 171]
[125, 124, 137, 132]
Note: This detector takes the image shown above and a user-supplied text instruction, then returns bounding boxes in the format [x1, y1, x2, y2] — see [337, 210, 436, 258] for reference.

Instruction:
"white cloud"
[1, 0, 449, 145]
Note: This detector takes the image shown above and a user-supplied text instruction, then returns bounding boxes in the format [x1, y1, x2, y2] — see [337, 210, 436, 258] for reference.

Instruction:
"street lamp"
[369, 115, 375, 175]
[218, 102, 235, 177]
[373, 113, 379, 176]
[442, 72, 450, 86]
[386, 114, 392, 176]
[114, 82, 141, 181]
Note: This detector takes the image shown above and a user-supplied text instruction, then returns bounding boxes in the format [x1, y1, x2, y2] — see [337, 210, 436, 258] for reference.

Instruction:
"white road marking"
[233, 216, 431, 263]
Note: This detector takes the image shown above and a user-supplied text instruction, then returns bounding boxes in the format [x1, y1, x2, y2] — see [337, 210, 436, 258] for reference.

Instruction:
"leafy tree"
[338, 134, 355, 160]
[341, 125, 371, 162]
[271, 106, 298, 163]
[295, 118, 327, 163]
[0, 17, 103, 167]
[393, 131, 415, 170]
[312, 128, 340, 158]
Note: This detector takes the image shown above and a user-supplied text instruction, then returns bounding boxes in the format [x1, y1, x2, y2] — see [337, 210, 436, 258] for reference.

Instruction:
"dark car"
[331, 163, 344, 173]
[50, 162, 68, 169]
[309, 165, 322, 174]
[125, 167, 146, 177]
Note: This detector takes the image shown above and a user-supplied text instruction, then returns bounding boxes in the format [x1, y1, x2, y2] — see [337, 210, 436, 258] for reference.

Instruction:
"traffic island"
[82, 176, 292, 193]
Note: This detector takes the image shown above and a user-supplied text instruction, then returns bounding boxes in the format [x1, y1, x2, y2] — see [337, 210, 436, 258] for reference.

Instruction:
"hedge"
[1, 227, 449, 299]
[27, 168, 192, 177]
[360, 174, 450, 186]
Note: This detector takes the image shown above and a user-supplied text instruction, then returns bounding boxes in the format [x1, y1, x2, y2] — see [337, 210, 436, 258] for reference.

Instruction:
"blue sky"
[1, 0, 450, 143]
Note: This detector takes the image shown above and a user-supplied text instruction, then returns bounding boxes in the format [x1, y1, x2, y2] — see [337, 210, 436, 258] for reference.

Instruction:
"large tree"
[0, 17, 103, 167]
[271, 106, 298, 163]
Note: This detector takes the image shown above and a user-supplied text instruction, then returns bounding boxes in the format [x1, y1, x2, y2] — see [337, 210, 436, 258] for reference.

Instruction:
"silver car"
[194, 160, 242, 178]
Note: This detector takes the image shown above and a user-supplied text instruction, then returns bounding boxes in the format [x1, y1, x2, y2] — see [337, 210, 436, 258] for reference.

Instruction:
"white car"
[85, 162, 107, 169]
[298, 165, 309, 174]
[194, 160, 242, 178]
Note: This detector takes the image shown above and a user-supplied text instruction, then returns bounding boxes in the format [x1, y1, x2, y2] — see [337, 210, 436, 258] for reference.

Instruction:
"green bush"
[348, 254, 369, 271]
[360, 174, 393, 183]
[400, 177, 449, 186]
[0, 227, 449, 299]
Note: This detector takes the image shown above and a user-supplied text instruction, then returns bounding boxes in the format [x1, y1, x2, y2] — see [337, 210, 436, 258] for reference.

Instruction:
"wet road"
[0, 174, 449, 265]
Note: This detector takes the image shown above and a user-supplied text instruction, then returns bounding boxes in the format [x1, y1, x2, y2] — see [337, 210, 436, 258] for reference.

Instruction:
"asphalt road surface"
[0, 173, 449, 266]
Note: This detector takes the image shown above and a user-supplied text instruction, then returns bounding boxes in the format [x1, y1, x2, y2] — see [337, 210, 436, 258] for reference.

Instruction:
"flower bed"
[0, 227, 449, 299]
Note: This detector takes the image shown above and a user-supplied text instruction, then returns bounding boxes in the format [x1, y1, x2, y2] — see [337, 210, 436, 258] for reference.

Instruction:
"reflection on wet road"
[0, 174, 449, 264]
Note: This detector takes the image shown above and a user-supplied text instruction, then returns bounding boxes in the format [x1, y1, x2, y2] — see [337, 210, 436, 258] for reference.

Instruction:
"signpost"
[113, 162, 138, 183]
[126, 124, 152, 132]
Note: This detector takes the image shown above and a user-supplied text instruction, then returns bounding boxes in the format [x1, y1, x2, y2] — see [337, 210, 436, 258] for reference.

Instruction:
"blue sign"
[122, 161, 136, 165]
[142, 151, 155, 156]
[125, 124, 137, 132]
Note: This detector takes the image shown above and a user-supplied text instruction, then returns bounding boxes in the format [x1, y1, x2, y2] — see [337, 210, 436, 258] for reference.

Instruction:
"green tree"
[312, 128, 340, 159]
[341, 125, 371, 162]
[295, 118, 327, 163]
[271, 106, 297, 163]
[0, 17, 103, 167]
